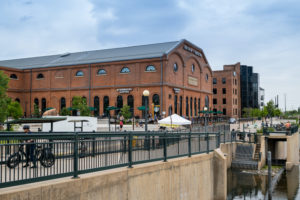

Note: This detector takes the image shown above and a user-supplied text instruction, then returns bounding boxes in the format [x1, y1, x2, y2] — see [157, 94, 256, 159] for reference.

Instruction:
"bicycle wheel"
[7, 153, 21, 169]
[40, 153, 55, 167]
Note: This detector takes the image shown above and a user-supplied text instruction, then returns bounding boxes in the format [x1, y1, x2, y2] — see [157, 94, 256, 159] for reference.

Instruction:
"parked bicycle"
[7, 144, 55, 169]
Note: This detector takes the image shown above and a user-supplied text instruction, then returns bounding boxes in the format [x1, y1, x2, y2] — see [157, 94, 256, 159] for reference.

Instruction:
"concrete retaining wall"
[286, 132, 299, 170]
[0, 150, 227, 200]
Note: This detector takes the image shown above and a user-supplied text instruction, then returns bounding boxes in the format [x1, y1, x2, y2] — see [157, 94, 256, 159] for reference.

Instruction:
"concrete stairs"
[253, 143, 261, 161]
[231, 144, 258, 170]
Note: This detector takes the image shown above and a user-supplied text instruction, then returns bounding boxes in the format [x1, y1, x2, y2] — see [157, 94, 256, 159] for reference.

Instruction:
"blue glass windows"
[75, 71, 84, 77]
[120, 67, 130, 73]
[97, 69, 107, 75]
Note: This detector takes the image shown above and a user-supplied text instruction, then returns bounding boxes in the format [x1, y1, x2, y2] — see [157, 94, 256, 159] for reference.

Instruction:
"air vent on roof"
[60, 53, 71, 57]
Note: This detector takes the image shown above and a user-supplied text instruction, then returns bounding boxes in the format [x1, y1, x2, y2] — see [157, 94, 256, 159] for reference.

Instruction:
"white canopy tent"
[158, 114, 191, 127]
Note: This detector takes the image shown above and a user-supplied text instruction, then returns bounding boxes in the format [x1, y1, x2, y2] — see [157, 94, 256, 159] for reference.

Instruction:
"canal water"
[227, 166, 300, 199]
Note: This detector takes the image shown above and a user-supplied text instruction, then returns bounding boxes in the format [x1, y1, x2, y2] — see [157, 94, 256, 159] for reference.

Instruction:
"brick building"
[0, 39, 213, 119]
[212, 63, 241, 118]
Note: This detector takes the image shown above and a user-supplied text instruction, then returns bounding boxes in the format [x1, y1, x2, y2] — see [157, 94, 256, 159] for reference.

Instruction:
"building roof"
[0, 41, 182, 70]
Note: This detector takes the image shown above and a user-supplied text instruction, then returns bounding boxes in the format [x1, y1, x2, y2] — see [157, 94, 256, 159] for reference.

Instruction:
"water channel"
[227, 166, 300, 199]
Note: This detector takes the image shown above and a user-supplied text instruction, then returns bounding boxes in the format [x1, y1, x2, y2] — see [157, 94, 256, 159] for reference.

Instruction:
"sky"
[0, 0, 299, 111]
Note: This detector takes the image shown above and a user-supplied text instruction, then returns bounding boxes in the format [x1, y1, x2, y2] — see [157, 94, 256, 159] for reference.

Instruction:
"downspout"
[160, 57, 163, 116]
[29, 69, 32, 116]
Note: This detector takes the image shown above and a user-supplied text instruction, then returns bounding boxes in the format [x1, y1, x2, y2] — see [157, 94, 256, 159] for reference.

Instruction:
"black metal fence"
[0, 131, 224, 188]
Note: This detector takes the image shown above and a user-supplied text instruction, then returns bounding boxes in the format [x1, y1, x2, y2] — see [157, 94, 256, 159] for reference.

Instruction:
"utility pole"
[284, 94, 287, 113]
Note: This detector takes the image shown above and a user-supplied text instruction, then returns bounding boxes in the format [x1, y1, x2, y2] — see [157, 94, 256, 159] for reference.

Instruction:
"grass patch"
[262, 165, 282, 170]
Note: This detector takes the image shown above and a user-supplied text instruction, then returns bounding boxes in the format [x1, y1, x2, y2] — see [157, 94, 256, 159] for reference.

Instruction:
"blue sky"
[0, 0, 299, 110]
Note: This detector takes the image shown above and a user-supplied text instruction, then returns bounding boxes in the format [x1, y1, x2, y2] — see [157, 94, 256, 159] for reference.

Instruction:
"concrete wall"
[220, 143, 236, 169]
[286, 132, 299, 170]
[0, 150, 227, 200]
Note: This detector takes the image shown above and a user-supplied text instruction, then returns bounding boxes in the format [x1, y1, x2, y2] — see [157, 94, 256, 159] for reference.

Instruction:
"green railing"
[231, 131, 257, 143]
[0, 131, 224, 188]
[263, 125, 298, 136]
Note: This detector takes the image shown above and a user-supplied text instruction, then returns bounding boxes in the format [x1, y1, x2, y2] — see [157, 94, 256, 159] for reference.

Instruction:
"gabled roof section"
[0, 41, 182, 70]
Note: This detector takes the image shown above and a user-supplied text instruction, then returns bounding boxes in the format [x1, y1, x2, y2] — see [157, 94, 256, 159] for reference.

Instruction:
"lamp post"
[143, 90, 150, 132]
[204, 107, 208, 133]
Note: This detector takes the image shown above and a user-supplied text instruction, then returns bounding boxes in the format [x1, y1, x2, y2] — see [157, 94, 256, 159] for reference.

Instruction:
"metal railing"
[263, 124, 298, 136]
[0, 131, 222, 188]
[231, 131, 257, 143]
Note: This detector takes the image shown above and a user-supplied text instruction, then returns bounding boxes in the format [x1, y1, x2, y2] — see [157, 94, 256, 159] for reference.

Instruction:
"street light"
[143, 90, 150, 131]
[204, 107, 208, 133]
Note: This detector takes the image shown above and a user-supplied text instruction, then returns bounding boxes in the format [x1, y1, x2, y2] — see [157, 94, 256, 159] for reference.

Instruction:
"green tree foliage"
[60, 107, 70, 116]
[120, 105, 132, 121]
[72, 96, 91, 116]
[7, 100, 23, 119]
[266, 100, 276, 117]
[242, 108, 252, 118]
[33, 103, 41, 117]
[251, 108, 261, 118]
[0, 71, 9, 122]
[274, 108, 282, 117]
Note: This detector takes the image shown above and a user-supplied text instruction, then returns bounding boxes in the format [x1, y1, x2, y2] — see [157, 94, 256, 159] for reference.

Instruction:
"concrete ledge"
[0, 152, 226, 200]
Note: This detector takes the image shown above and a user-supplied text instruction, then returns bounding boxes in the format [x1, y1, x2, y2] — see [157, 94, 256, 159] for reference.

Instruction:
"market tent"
[158, 114, 191, 127]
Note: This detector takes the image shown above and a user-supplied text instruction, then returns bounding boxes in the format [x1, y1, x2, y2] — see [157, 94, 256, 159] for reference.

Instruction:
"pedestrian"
[119, 115, 124, 131]
[23, 125, 36, 168]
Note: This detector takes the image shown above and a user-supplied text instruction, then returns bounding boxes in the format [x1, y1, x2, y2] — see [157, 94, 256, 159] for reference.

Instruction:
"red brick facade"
[1, 41, 213, 118]
[212, 63, 241, 118]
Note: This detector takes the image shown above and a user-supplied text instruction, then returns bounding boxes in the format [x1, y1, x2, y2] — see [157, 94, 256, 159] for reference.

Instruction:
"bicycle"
[7, 144, 55, 169]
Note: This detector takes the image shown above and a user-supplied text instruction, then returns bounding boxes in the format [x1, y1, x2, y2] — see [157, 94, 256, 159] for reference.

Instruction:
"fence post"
[188, 132, 191, 157]
[73, 132, 79, 178]
[163, 132, 167, 162]
[92, 137, 96, 157]
[128, 132, 133, 168]
[206, 132, 209, 154]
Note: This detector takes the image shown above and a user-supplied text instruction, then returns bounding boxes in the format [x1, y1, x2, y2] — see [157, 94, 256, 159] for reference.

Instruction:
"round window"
[173, 63, 178, 72]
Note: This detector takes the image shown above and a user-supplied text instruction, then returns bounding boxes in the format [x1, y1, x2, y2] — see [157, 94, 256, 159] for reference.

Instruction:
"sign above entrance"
[188, 76, 198, 86]
[117, 88, 132, 93]
[173, 88, 181, 93]
[183, 45, 202, 58]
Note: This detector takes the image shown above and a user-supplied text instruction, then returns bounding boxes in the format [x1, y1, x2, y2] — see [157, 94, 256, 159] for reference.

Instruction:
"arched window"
[97, 69, 107, 75]
[152, 94, 160, 116]
[103, 96, 109, 117]
[190, 97, 193, 116]
[194, 98, 197, 117]
[174, 95, 178, 114]
[42, 98, 46, 113]
[145, 65, 156, 72]
[10, 74, 18, 79]
[37, 73, 44, 79]
[179, 96, 183, 116]
[94, 96, 99, 116]
[205, 73, 209, 81]
[191, 64, 195, 73]
[60, 97, 66, 111]
[168, 105, 173, 116]
[173, 63, 178, 72]
[116, 95, 123, 115]
[186, 97, 189, 116]
[205, 96, 209, 108]
[127, 95, 134, 116]
[120, 67, 130, 73]
[34, 98, 39, 106]
[15, 98, 20, 103]
[75, 70, 84, 77]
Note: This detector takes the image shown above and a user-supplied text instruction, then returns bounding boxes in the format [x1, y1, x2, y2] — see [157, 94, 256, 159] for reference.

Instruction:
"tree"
[261, 106, 268, 121]
[60, 107, 70, 116]
[7, 100, 23, 119]
[242, 108, 252, 118]
[72, 96, 91, 116]
[265, 100, 276, 118]
[274, 108, 282, 117]
[251, 108, 261, 118]
[33, 103, 40, 117]
[0, 71, 9, 123]
[120, 105, 132, 121]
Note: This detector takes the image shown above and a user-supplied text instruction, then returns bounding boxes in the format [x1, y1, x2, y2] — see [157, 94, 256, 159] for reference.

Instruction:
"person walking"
[119, 115, 124, 131]
[23, 125, 37, 168]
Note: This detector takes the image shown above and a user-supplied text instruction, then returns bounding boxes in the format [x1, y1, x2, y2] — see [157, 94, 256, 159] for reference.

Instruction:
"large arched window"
[194, 98, 197, 117]
[168, 105, 173, 116]
[97, 69, 107, 75]
[179, 96, 183, 116]
[34, 98, 39, 107]
[173, 63, 178, 72]
[15, 98, 20, 103]
[174, 95, 178, 114]
[120, 67, 130, 73]
[60, 97, 66, 111]
[205, 96, 209, 108]
[103, 96, 109, 116]
[94, 96, 99, 116]
[37, 73, 44, 79]
[41, 98, 46, 113]
[152, 94, 160, 116]
[10, 74, 18, 79]
[190, 97, 193, 117]
[116, 95, 123, 115]
[145, 65, 156, 72]
[75, 70, 84, 77]
[127, 95, 134, 116]
[186, 97, 189, 116]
